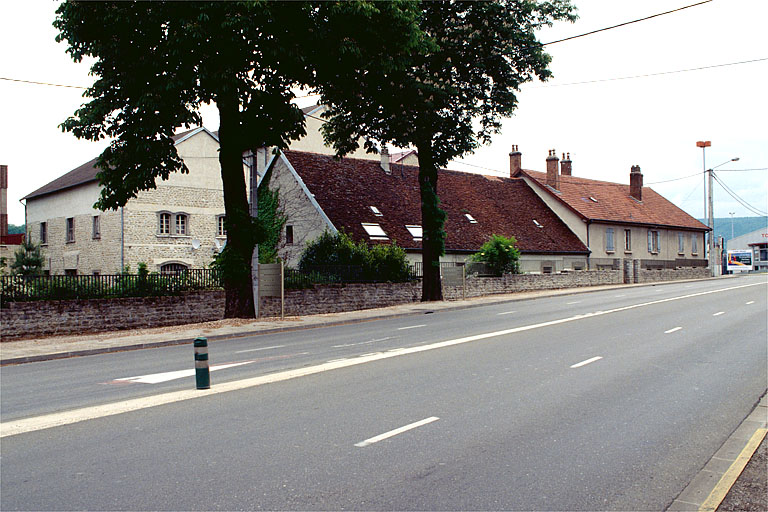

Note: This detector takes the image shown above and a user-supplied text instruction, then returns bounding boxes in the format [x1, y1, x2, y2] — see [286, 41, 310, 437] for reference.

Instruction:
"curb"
[0, 275, 737, 366]
[667, 392, 768, 511]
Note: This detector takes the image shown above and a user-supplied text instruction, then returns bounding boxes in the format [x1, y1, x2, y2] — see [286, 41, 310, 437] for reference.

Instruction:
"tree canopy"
[54, 0, 422, 316]
[319, 0, 576, 300]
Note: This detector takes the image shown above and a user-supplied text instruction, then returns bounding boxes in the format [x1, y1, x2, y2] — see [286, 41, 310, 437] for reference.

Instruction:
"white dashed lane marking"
[570, 356, 603, 368]
[665, 327, 682, 334]
[355, 417, 440, 447]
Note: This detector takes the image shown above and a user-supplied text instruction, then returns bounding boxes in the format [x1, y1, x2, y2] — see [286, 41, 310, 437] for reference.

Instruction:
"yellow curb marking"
[698, 427, 767, 512]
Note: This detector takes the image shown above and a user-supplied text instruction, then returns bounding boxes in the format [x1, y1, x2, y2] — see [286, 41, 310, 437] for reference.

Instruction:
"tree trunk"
[217, 90, 256, 318]
[416, 142, 445, 302]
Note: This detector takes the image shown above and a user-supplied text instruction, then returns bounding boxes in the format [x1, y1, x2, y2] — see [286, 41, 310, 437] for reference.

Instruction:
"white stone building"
[22, 127, 240, 275]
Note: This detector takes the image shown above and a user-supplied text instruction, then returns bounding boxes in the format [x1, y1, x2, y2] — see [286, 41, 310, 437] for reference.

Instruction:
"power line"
[542, 0, 713, 46]
[527, 57, 768, 89]
[712, 172, 768, 216]
[0, 76, 87, 89]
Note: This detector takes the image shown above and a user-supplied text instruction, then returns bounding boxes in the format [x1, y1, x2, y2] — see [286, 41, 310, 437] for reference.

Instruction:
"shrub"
[470, 234, 520, 275]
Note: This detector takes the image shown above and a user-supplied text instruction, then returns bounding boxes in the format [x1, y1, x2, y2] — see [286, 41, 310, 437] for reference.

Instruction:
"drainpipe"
[586, 220, 592, 269]
[120, 206, 124, 272]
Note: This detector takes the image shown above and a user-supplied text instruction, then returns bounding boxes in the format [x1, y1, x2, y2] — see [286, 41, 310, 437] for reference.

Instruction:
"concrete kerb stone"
[0, 276, 731, 366]
[667, 393, 768, 511]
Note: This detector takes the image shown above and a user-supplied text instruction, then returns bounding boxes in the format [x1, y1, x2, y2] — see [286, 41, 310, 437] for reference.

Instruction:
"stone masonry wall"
[1, 291, 224, 341]
[2, 267, 705, 340]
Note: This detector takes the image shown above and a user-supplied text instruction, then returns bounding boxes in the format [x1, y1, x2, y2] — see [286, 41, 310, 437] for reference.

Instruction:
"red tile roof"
[282, 150, 589, 254]
[519, 170, 709, 231]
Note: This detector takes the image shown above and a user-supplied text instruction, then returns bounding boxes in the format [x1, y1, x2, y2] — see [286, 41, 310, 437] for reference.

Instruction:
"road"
[1, 275, 766, 510]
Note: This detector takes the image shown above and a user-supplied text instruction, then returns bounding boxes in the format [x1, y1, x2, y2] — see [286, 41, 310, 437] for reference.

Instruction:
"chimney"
[380, 147, 391, 174]
[630, 164, 643, 201]
[560, 152, 572, 176]
[509, 145, 522, 176]
[546, 149, 560, 189]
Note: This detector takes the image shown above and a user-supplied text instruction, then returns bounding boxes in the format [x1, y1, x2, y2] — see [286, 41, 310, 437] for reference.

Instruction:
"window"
[691, 234, 698, 255]
[159, 213, 171, 234]
[759, 248, 767, 262]
[64, 269, 77, 276]
[533, 219, 543, 228]
[606, 228, 615, 252]
[369, 206, 383, 216]
[40, 222, 47, 244]
[175, 214, 188, 235]
[677, 232, 685, 254]
[624, 229, 631, 252]
[66, 217, 75, 243]
[217, 215, 226, 237]
[161, 263, 188, 273]
[464, 213, 478, 224]
[647, 230, 660, 253]
[285, 225, 294, 245]
[361, 222, 388, 240]
[92, 216, 101, 239]
[92, 271, 100, 276]
[405, 225, 423, 240]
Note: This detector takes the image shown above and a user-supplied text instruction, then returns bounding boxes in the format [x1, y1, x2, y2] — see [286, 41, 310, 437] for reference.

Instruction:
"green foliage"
[7, 224, 25, 235]
[257, 165, 287, 264]
[10, 239, 43, 277]
[298, 231, 411, 282]
[471, 235, 521, 276]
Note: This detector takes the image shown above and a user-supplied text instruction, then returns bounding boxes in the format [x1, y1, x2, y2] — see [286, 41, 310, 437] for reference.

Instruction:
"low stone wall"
[1, 267, 707, 340]
[1, 291, 224, 341]
[635, 266, 709, 284]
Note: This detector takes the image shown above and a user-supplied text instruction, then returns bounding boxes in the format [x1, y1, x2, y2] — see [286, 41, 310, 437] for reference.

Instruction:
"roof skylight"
[405, 225, 423, 240]
[369, 206, 383, 216]
[361, 223, 389, 240]
[464, 213, 478, 224]
[533, 219, 543, 228]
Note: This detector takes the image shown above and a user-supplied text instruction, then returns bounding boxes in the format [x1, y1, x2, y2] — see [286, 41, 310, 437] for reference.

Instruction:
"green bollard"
[194, 336, 210, 390]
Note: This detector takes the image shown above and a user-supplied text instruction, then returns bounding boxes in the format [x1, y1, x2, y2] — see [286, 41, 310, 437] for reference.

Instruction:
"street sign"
[259, 263, 283, 297]
[442, 266, 464, 287]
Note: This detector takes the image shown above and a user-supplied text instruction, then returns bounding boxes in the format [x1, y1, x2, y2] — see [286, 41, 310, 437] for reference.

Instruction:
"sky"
[1, 0, 766, 227]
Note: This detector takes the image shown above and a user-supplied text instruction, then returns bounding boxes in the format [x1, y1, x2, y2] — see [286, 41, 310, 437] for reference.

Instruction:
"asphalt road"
[1, 275, 766, 510]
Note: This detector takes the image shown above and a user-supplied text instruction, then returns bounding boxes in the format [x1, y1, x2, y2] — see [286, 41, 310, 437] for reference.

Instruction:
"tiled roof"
[282, 150, 589, 254]
[519, 170, 709, 231]
[24, 127, 204, 200]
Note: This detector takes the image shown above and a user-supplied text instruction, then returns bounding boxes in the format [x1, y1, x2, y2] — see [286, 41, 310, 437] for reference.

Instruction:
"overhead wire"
[712, 172, 768, 216]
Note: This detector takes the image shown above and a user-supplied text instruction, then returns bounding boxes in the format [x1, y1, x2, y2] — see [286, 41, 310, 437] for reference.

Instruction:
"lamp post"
[696, 141, 711, 221]
[729, 212, 735, 240]
[707, 157, 739, 276]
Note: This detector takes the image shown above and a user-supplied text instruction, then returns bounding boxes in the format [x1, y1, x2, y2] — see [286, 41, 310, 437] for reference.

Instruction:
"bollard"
[194, 336, 210, 389]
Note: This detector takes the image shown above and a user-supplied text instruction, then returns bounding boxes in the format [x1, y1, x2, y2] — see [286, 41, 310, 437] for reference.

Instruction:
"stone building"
[511, 147, 710, 270]
[22, 127, 239, 275]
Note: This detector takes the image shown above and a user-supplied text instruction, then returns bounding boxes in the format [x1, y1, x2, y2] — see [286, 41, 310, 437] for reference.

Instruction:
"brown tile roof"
[24, 128, 205, 200]
[519, 170, 709, 231]
[282, 150, 589, 254]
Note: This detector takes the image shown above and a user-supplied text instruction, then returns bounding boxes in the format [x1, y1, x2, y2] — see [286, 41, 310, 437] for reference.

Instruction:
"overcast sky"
[1, 0, 766, 227]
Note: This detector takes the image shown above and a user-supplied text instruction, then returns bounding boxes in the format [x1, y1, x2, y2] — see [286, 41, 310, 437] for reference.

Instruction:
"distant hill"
[7, 224, 25, 235]
[697, 216, 768, 242]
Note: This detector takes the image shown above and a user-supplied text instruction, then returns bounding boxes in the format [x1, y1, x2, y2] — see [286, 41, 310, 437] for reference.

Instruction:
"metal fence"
[1, 269, 223, 303]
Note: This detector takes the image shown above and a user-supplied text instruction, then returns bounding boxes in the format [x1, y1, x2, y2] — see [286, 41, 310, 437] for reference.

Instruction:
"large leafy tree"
[54, 1, 420, 317]
[320, 0, 576, 301]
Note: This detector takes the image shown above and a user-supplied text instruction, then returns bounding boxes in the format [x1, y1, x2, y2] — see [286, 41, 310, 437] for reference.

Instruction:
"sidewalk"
[2, 278, 765, 511]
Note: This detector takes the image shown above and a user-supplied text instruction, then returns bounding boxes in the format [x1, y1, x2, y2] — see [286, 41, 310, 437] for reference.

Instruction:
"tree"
[471, 234, 520, 276]
[10, 239, 44, 277]
[319, 0, 576, 301]
[54, 1, 421, 317]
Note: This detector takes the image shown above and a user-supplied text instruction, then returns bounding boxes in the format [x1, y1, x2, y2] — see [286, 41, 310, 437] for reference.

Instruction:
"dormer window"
[533, 219, 543, 228]
[464, 213, 478, 224]
[405, 225, 423, 241]
[589, 196, 598, 203]
[369, 206, 383, 216]
[361, 222, 389, 240]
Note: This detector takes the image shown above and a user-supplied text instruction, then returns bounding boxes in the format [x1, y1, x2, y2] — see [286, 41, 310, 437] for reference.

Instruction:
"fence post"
[194, 336, 210, 390]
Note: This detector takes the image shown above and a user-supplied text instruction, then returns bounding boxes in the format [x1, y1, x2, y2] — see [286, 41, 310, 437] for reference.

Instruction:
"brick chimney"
[380, 147, 391, 174]
[560, 152, 572, 176]
[546, 150, 560, 189]
[509, 145, 522, 176]
[630, 164, 643, 201]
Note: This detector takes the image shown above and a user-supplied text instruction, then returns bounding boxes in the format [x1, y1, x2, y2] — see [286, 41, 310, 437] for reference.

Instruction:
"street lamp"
[697, 141, 711, 221]
[707, 157, 739, 276]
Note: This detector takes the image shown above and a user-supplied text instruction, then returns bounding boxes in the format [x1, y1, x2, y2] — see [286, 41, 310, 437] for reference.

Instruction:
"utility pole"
[708, 166, 715, 277]
[248, 150, 259, 318]
[696, 141, 711, 271]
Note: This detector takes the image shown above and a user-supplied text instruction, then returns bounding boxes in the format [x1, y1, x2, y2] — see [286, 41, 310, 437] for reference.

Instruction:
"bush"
[470, 234, 520, 275]
[299, 231, 411, 282]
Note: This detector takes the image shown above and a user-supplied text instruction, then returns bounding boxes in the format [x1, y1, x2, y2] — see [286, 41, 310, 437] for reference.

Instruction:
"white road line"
[355, 417, 439, 447]
[746, 301, 755, 305]
[397, 324, 426, 330]
[713, 311, 725, 316]
[614, 294, 626, 298]
[566, 301, 582, 305]
[333, 336, 396, 348]
[497, 311, 517, 316]
[236, 345, 285, 354]
[3, 281, 763, 438]
[570, 356, 603, 368]
[112, 361, 256, 384]
[665, 327, 682, 334]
